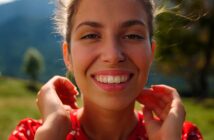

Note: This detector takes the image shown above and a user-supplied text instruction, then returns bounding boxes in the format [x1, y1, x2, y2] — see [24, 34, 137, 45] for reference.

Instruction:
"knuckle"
[35, 98, 38, 104]
[40, 85, 47, 93]
[37, 85, 49, 97]
[177, 101, 186, 114]
[53, 75, 60, 79]
[51, 75, 61, 82]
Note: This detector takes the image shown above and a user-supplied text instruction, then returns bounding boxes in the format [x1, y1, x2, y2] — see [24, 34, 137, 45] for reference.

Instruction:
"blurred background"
[0, 0, 213, 139]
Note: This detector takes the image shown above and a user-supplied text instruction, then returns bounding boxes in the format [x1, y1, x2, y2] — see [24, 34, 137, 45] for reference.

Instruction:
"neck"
[77, 102, 138, 140]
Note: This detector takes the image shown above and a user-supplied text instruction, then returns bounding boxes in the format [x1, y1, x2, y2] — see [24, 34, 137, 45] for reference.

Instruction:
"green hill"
[0, 16, 65, 82]
[0, 76, 40, 140]
[0, 0, 63, 82]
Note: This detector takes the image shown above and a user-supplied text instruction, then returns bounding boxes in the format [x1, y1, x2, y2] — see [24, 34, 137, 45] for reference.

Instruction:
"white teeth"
[95, 75, 129, 84]
[114, 76, 120, 84]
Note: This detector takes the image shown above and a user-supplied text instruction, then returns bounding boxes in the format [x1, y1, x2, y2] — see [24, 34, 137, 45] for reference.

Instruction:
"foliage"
[154, 0, 214, 97]
[22, 47, 45, 82]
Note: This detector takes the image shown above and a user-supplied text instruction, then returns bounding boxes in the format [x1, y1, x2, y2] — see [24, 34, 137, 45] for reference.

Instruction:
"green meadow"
[0, 76, 214, 140]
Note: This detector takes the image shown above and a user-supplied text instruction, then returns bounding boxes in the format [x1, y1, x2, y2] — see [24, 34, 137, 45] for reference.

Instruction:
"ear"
[151, 40, 156, 60]
[63, 42, 73, 72]
[148, 40, 156, 67]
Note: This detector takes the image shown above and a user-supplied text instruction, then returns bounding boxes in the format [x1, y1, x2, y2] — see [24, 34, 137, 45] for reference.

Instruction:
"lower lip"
[92, 78, 130, 92]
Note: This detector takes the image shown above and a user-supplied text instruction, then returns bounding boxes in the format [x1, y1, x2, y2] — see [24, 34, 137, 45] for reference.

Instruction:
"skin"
[35, 76, 78, 140]
[68, 0, 154, 111]
[35, 0, 185, 140]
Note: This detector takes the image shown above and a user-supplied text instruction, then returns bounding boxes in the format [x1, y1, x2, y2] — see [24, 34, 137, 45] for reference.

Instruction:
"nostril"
[118, 52, 126, 62]
[101, 47, 126, 64]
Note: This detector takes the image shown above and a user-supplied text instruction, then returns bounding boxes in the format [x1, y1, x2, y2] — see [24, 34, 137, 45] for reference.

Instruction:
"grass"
[0, 77, 40, 140]
[183, 98, 214, 140]
[0, 76, 214, 140]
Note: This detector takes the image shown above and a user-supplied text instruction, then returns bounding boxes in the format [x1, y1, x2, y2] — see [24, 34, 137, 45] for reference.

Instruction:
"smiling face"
[64, 0, 155, 111]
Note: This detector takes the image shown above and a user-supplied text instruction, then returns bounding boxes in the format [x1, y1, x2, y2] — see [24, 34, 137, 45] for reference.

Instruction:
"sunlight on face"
[67, 0, 154, 111]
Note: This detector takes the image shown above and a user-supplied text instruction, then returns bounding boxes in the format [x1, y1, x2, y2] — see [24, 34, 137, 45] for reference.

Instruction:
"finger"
[169, 99, 186, 122]
[152, 85, 185, 121]
[61, 77, 78, 95]
[137, 88, 166, 111]
[63, 105, 72, 112]
[54, 77, 79, 95]
[152, 85, 183, 109]
[52, 77, 79, 109]
[70, 102, 79, 109]
[138, 88, 167, 106]
[158, 102, 172, 120]
[151, 85, 173, 103]
[137, 88, 155, 106]
[60, 95, 77, 104]
[60, 96, 78, 109]
[143, 107, 161, 136]
[151, 84, 182, 101]
[143, 107, 154, 124]
[138, 87, 176, 121]
[36, 88, 63, 120]
[47, 76, 77, 95]
[137, 88, 153, 102]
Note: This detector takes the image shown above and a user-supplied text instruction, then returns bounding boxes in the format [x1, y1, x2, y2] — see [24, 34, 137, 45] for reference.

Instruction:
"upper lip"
[91, 70, 133, 76]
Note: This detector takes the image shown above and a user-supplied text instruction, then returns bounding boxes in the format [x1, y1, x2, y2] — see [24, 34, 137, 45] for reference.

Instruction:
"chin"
[97, 97, 136, 112]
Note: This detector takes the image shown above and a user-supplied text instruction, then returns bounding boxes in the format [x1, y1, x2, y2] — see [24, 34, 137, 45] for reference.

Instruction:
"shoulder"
[8, 118, 42, 140]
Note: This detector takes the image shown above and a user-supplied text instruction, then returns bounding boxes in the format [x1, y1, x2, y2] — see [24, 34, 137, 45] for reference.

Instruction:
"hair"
[54, 0, 155, 45]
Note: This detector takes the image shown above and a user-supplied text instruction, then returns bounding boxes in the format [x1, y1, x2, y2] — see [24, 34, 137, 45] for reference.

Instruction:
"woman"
[9, 0, 203, 139]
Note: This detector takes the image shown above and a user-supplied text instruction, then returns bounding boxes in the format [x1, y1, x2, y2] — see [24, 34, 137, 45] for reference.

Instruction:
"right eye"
[80, 33, 100, 40]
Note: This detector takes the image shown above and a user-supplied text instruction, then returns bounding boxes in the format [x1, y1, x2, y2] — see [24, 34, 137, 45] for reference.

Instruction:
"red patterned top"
[9, 110, 203, 140]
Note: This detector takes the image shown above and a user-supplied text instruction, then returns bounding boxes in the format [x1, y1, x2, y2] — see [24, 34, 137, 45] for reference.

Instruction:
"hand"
[36, 76, 78, 120]
[35, 76, 79, 140]
[137, 85, 186, 140]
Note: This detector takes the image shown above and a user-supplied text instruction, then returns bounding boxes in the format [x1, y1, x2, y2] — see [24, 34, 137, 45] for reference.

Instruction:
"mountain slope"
[0, 0, 65, 81]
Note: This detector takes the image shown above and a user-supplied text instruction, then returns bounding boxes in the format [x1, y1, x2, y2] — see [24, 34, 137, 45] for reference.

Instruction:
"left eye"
[123, 34, 144, 40]
[80, 34, 100, 40]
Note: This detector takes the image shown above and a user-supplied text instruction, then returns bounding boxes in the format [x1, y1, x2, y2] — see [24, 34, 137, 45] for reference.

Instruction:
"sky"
[0, 0, 17, 5]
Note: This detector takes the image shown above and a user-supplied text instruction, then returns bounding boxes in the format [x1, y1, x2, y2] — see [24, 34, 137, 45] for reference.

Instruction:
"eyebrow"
[74, 19, 146, 32]
[120, 20, 146, 28]
[75, 21, 103, 32]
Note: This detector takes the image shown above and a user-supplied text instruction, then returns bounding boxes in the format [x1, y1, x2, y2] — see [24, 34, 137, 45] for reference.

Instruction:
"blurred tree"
[155, 0, 214, 98]
[22, 47, 45, 83]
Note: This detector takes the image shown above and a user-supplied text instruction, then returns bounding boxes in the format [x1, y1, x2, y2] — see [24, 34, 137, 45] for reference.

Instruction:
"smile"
[91, 70, 133, 92]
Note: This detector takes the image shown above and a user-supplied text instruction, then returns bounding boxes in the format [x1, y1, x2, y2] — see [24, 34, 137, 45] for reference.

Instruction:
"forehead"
[72, 0, 148, 29]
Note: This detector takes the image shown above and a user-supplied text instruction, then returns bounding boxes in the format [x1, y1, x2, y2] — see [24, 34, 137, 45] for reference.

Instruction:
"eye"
[123, 34, 144, 40]
[80, 33, 100, 40]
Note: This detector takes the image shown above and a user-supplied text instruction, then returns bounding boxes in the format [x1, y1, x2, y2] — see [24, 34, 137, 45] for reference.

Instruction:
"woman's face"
[64, 0, 155, 110]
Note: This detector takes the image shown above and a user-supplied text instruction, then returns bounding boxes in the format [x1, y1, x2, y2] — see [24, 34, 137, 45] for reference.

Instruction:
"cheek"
[127, 46, 152, 88]
[127, 46, 152, 70]
[70, 44, 98, 88]
[71, 44, 95, 72]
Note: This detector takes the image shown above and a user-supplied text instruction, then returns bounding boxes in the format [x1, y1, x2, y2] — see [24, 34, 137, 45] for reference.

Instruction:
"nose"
[100, 38, 126, 64]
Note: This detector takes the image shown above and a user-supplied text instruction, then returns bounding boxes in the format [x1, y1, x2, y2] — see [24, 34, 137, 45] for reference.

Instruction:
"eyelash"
[123, 34, 144, 40]
[80, 33, 144, 41]
[81, 33, 100, 40]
